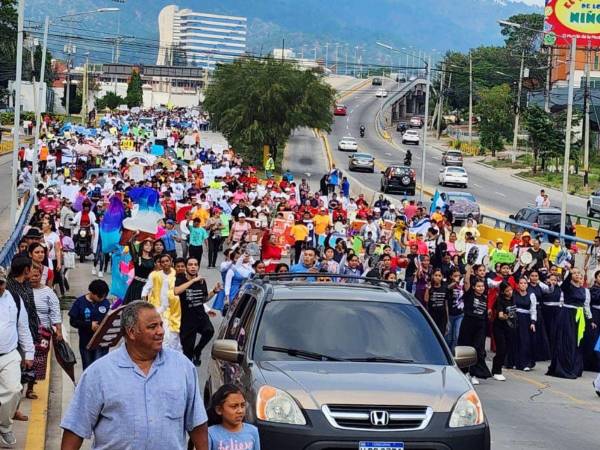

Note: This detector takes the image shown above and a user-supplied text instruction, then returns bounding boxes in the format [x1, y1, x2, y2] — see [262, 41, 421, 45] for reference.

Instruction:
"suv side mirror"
[212, 339, 244, 364]
[381, 170, 385, 174]
[508, 214, 515, 220]
[454, 346, 477, 369]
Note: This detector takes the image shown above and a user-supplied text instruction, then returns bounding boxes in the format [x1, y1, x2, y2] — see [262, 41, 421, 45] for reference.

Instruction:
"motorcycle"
[360, 129, 365, 138]
[404, 150, 412, 167]
[75, 226, 92, 263]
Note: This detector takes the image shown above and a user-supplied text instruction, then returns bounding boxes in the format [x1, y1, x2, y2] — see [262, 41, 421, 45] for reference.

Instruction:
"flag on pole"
[430, 190, 446, 214]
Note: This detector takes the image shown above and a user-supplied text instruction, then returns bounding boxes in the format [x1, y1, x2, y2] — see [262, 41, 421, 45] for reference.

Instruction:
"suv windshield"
[254, 300, 449, 365]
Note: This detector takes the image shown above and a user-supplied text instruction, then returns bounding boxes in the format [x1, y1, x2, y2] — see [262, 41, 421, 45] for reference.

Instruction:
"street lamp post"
[469, 51, 473, 145]
[376, 42, 431, 201]
[511, 48, 525, 163]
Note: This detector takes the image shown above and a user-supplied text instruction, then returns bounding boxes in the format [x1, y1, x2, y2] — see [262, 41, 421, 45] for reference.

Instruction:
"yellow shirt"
[290, 224, 309, 242]
[548, 244, 561, 263]
[165, 275, 181, 333]
[314, 214, 331, 236]
[192, 207, 210, 226]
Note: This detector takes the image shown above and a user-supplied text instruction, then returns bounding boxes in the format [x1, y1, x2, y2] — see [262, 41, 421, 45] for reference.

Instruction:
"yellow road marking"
[24, 350, 52, 450]
[506, 370, 600, 412]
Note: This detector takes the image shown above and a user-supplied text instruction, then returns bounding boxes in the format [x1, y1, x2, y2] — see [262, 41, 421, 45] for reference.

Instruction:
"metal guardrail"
[569, 212, 600, 229]
[0, 195, 34, 268]
[375, 78, 427, 137]
[480, 213, 593, 247]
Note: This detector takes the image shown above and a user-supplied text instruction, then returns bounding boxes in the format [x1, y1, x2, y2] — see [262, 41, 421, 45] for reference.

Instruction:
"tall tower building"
[157, 5, 247, 70]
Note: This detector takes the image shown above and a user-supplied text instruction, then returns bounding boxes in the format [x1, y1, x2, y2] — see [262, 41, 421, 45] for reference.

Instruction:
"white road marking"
[494, 191, 507, 197]
[473, 183, 481, 188]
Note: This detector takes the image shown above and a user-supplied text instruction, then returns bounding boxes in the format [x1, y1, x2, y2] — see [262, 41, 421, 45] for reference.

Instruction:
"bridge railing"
[0, 195, 34, 268]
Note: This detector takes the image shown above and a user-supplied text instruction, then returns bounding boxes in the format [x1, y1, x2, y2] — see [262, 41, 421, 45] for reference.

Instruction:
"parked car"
[507, 206, 576, 238]
[396, 121, 408, 133]
[381, 165, 416, 195]
[409, 116, 423, 128]
[348, 152, 375, 172]
[372, 77, 383, 86]
[442, 150, 464, 167]
[375, 89, 388, 98]
[587, 191, 600, 217]
[334, 104, 348, 116]
[206, 275, 490, 450]
[440, 191, 481, 223]
[402, 129, 420, 145]
[337, 136, 359, 152]
[439, 167, 468, 188]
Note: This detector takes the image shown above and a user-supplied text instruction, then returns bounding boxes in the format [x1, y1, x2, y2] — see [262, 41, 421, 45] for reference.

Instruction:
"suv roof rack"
[252, 272, 400, 290]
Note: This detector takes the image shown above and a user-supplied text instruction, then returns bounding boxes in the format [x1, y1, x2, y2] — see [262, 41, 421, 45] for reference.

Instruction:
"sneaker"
[99, 271, 104, 278]
[470, 376, 480, 385]
[493, 374, 507, 382]
[0, 430, 16, 447]
[523, 367, 531, 372]
[92, 268, 97, 275]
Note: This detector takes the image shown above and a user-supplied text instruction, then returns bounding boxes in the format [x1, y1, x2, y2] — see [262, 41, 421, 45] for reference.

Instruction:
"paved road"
[0, 153, 14, 241]
[327, 79, 588, 218]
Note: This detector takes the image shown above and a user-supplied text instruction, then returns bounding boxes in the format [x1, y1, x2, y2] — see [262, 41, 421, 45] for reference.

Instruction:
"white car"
[439, 166, 469, 188]
[402, 129, 420, 145]
[375, 89, 388, 98]
[337, 136, 359, 152]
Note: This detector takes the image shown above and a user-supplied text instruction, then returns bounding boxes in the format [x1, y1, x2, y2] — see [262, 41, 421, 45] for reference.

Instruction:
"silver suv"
[206, 275, 491, 450]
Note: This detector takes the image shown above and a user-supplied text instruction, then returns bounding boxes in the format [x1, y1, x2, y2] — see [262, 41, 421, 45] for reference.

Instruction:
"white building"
[157, 5, 247, 70]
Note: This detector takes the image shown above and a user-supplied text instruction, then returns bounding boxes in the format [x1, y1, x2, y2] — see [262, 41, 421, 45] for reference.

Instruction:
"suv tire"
[588, 203, 595, 218]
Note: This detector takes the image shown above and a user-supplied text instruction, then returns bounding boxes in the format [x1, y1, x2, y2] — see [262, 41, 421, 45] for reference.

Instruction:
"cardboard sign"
[87, 305, 125, 350]
[351, 220, 367, 233]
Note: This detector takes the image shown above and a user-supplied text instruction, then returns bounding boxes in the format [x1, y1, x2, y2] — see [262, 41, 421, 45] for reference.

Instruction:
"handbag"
[54, 338, 77, 366]
[63, 251, 75, 269]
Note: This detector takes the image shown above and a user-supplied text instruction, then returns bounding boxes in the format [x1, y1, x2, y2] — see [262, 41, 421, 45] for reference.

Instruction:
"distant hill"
[24, 0, 539, 65]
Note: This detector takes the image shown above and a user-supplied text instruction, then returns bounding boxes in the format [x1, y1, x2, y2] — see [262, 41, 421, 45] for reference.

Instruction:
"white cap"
[238, 212, 246, 218]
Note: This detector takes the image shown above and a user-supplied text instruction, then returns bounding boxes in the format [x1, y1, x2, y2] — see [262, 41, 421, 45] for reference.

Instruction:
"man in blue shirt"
[68, 280, 111, 370]
[290, 247, 320, 282]
[60, 301, 208, 450]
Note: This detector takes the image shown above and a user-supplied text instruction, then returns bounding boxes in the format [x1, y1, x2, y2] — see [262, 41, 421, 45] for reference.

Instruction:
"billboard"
[544, 0, 600, 46]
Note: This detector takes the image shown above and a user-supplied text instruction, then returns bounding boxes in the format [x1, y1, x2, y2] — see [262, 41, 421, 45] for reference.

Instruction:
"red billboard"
[544, 0, 600, 47]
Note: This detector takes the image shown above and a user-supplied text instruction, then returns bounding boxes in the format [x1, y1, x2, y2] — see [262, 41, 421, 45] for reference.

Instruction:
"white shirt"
[44, 231, 61, 260]
[0, 290, 35, 360]
[535, 195, 545, 207]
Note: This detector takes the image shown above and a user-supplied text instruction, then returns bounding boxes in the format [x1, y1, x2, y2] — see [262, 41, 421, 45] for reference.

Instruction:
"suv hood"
[257, 361, 470, 412]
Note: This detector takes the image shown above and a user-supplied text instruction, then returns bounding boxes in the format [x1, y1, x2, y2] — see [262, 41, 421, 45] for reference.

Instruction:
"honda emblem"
[369, 410, 390, 426]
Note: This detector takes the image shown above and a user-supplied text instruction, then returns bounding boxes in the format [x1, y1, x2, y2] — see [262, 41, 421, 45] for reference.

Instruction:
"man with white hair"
[60, 301, 208, 450]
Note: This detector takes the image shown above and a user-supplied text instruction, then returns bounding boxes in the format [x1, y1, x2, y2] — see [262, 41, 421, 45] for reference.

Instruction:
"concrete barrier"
[476, 224, 515, 246]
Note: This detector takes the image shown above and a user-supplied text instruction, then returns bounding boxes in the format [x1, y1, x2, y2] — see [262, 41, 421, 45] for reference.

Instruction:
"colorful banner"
[121, 138, 135, 151]
[544, 0, 600, 46]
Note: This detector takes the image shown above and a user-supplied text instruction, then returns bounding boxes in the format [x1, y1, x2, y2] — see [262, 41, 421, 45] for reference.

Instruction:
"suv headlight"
[256, 386, 306, 425]
[449, 390, 484, 428]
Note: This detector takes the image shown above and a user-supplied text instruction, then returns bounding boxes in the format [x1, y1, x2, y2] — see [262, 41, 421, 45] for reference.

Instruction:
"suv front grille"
[322, 404, 433, 431]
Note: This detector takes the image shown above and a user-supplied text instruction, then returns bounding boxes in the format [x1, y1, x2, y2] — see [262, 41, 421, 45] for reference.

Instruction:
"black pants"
[94, 252, 110, 272]
[294, 240, 304, 264]
[181, 314, 214, 362]
[52, 259, 67, 296]
[458, 315, 491, 378]
[492, 321, 514, 375]
[189, 244, 203, 265]
[208, 236, 221, 267]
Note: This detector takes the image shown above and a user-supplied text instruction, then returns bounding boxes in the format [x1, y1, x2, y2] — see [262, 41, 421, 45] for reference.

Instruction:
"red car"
[334, 104, 347, 116]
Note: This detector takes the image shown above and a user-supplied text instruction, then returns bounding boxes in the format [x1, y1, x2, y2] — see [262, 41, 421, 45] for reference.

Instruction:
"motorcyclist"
[359, 124, 366, 137]
[404, 149, 412, 166]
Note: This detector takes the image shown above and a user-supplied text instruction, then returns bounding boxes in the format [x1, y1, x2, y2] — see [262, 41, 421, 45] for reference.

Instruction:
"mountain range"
[24, 0, 540, 66]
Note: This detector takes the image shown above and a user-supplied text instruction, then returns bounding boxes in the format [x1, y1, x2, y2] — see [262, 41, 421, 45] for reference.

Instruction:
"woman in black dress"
[123, 235, 155, 304]
[540, 273, 561, 356]
[513, 276, 537, 371]
[547, 268, 592, 379]
[527, 270, 551, 362]
[582, 270, 600, 372]
[425, 268, 450, 335]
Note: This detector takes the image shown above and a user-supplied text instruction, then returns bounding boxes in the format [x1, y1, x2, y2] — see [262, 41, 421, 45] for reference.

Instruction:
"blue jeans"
[445, 314, 464, 353]
[79, 343, 109, 371]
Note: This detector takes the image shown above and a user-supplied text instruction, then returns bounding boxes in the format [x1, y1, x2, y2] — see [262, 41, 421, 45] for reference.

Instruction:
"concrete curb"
[511, 173, 589, 199]
[24, 348, 52, 450]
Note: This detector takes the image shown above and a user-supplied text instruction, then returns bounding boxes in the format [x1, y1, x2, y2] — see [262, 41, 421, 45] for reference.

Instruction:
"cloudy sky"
[513, 0, 544, 5]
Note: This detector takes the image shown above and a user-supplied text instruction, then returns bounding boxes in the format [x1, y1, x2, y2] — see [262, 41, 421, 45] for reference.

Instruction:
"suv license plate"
[359, 443, 404, 450]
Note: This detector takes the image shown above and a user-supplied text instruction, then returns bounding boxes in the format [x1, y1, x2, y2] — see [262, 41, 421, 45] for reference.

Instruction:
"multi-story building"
[157, 5, 247, 70]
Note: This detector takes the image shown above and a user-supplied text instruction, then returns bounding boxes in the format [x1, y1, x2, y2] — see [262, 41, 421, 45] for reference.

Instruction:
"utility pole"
[468, 51, 473, 145]
[345, 45, 348, 75]
[64, 42, 76, 116]
[544, 47, 552, 113]
[81, 53, 89, 125]
[437, 62, 445, 139]
[561, 38, 577, 238]
[583, 42, 591, 189]
[419, 55, 432, 202]
[325, 43, 329, 70]
[10, 0, 25, 229]
[32, 16, 48, 196]
[27, 37, 39, 188]
[511, 48, 525, 163]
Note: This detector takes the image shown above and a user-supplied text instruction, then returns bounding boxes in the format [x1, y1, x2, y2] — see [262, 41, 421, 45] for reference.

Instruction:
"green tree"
[126, 70, 143, 108]
[96, 92, 126, 111]
[475, 84, 514, 156]
[204, 58, 336, 165]
[500, 13, 545, 52]
[523, 105, 554, 174]
[61, 84, 82, 115]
